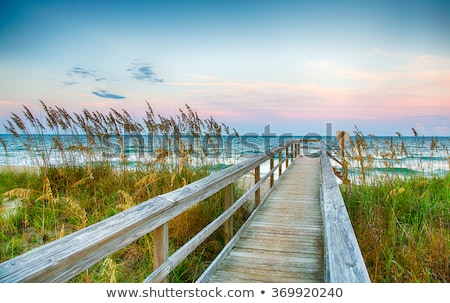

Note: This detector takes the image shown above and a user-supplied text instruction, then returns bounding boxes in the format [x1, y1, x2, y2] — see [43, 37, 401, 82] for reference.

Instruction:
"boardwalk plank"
[203, 157, 324, 283]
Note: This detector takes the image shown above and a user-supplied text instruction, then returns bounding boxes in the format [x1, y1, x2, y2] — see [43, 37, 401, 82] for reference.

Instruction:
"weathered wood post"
[224, 184, 233, 243]
[153, 223, 168, 282]
[285, 146, 289, 168]
[336, 131, 350, 184]
[255, 165, 260, 206]
[278, 151, 282, 176]
[270, 157, 274, 188]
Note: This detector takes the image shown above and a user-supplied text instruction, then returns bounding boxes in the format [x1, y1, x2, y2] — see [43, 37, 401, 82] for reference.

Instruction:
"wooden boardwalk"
[205, 157, 324, 283]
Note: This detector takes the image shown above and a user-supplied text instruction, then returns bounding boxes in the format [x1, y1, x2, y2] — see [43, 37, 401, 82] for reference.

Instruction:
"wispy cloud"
[92, 90, 125, 100]
[62, 81, 79, 86]
[63, 67, 99, 86]
[405, 115, 449, 121]
[67, 67, 97, 78]
[127, 62, 164, 83]
[395, 54, 450, 71]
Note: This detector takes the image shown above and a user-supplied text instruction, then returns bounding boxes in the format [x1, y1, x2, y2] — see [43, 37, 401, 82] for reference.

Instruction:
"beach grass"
[341, 174, 449, 282]
[0, 163, 248, 282]
[0, 101, 248, 282]
[337, 128, 450, 282]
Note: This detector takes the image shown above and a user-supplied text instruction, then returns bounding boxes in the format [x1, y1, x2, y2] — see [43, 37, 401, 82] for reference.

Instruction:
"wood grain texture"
[202, 157, 325, 283]
[320, 146, 371, 283]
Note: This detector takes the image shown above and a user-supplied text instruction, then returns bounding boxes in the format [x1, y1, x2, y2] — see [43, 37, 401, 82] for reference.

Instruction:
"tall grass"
[337, 128, 450, 282]
[3, 101, 237, 169]
[0, 101, 246, 282]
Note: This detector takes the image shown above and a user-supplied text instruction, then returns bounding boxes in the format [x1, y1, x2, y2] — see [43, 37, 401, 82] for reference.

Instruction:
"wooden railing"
[319, 143, 371, 283]
[0, 140, 303, 282]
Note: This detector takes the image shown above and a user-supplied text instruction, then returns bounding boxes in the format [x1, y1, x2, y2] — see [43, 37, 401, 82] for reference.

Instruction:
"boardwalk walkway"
[205, 157, 324, 282]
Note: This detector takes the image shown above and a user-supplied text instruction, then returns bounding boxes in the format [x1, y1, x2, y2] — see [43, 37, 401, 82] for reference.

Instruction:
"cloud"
[396, 54, 450, 71]
[405, 115, 449, 121]
[95, 77, 107, 82]
[67, 67, 96, 78]
[63, 67, 98, 85]
[127, 62, 164, 83]
[62, 81, 79, 86]
[91, 90, 126, 100]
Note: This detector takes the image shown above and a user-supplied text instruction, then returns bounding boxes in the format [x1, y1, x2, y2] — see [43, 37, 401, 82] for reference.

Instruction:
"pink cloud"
[159, 54, 450, 135]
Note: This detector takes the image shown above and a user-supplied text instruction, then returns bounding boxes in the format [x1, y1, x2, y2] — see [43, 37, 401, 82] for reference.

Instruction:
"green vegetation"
[341, 175, 449, 282]
[337, 128, 449, 282]
[0, 102, 247, 282]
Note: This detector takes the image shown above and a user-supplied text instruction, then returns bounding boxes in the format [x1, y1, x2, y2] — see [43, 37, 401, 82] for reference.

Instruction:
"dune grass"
[337, 128, 449, 282]
[341, 174, 449, 282]
[0, 102, 247, 282]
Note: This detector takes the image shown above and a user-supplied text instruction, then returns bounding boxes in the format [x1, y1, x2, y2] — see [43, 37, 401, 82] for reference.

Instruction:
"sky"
[0, 0, 449, 136]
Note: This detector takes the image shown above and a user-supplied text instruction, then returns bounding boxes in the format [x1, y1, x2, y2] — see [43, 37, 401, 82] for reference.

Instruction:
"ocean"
[0, 133, 449, 180]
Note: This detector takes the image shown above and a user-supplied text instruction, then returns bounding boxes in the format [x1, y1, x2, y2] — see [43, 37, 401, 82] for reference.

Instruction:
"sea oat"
[117, 190, 134, 210]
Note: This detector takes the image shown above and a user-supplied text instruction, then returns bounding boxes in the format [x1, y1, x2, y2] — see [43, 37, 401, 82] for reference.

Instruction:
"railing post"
[270, 157, 274, 188]
[255, 165, 260, 206]
[278, 151, 282, 176]
[224, 184, 233, 243]
[285, 146, 289, 168]
[153, 223, 168, 282]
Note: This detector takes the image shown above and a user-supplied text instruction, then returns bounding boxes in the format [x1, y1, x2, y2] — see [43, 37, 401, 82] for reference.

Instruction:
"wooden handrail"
[0, 140, 300, 282]
[319, 143, 371, 283]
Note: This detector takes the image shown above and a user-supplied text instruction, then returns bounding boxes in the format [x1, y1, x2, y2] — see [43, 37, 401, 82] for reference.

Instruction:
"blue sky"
[1, 0, 449, 136]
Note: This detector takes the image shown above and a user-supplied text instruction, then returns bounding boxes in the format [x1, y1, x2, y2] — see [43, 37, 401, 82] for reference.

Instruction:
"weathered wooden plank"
[237, 235, 323, 247]
[207, 272, 322, 283]
[270, 158, 274, 188]
[202, 157, 325, 283]
[229, 249, 322, 264]
[223, 184, 233, 243]
[239, 224, 323, 238]
[254, 165, 260, 206]
[320, 144, 371, 283]
[234, 241, 320, 255]
[244, 225, 322, 236]
[152, 223, 168, 282]
[250, 220, 322, 229]
[208, 261, 323, 283]
[219, 257, 322, 275]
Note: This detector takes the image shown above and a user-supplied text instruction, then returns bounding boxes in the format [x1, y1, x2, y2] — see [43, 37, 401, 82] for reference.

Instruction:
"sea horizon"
[1, 133, 449, 179]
